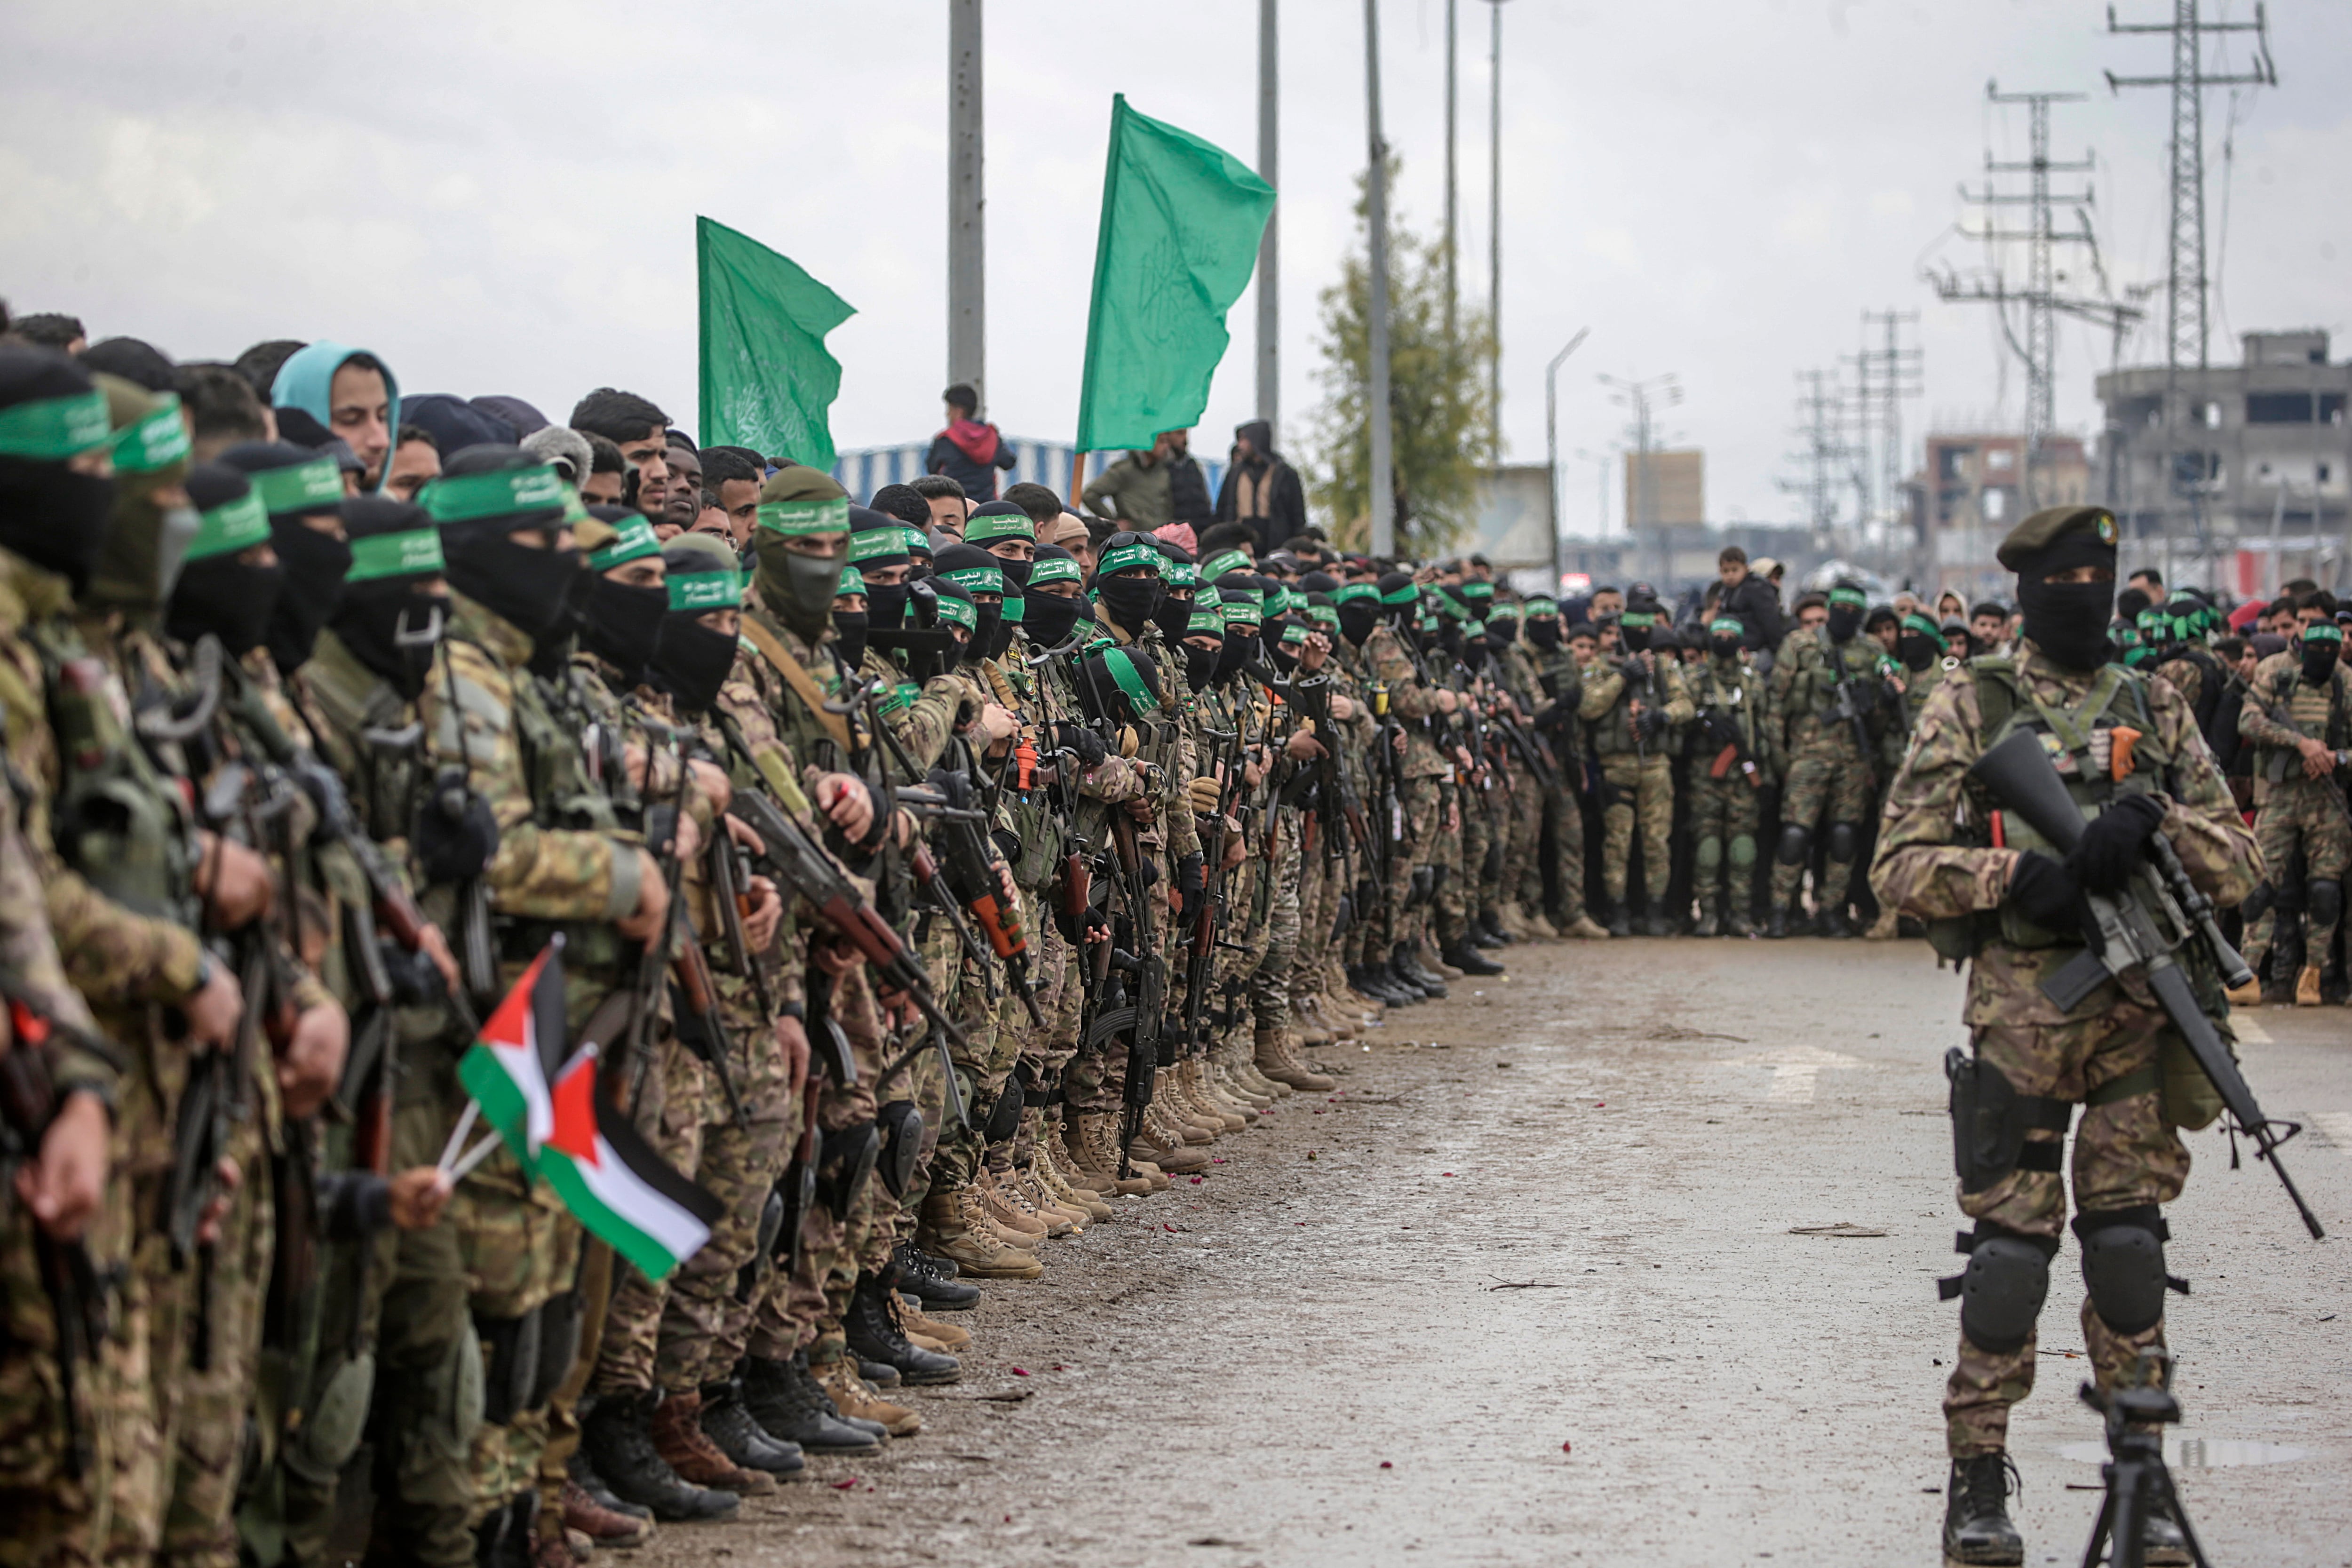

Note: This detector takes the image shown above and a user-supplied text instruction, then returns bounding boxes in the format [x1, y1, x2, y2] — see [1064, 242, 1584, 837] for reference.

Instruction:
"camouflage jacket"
[1683, 653, 1778, 779]
[1364, 622, 1451, 780]
[1769, 625, 1885, 758]
[1085, 602, 1201, 861]
[1579, 648, 1694, 758]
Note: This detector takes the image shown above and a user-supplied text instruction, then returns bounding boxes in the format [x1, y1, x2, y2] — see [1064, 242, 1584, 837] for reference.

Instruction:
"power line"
[1778, 368, 1853, 550]
[1844, 309, 1924, 577]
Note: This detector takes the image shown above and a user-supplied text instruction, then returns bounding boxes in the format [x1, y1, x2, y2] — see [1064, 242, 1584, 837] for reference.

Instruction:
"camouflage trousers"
[992, 899, 1075, 1177]
[2248, 778, 2352, 967]
[1403, 775, 1466, 950]
[1506, 764, 1546, 915]
[1596, 753, 1673, 907]
[1687, 773, 1764, 913]
[454, 1140, 582, 1524]
[1769, 738, 1873, 911]
[1247, 817, 1303, 1039]
[588, 1034, 697, 1398]
[1944, 987, 2189, 1458]
[1462, 780, 1497, 920]
[1290, 826, 1345, 998]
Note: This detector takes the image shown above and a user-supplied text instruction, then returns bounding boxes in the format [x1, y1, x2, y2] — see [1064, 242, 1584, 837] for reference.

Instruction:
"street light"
[1544, 327, 1590, 595]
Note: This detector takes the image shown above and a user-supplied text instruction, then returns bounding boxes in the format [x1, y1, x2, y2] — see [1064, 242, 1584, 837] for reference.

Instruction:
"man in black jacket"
[1215, 419, 1306, 555]
[1714, 546, 1783, 666]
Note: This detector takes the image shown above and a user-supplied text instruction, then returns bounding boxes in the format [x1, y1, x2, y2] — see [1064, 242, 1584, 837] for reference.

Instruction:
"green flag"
[1074, 96, 1276, 454]
[697, 216, 856, 470]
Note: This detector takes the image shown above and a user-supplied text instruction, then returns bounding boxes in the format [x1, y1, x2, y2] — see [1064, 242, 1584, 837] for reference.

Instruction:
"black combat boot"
[893, 1240, 980, 1310]
[1819, 904, 1852, 939]
[1442, 941, 1504, 976]
[1692, 894, 1720, 939]
[1484, 908, 1515, 944]
[1941, 1452, 2023, 1565]
[1725, 900, 1756, 938]
[1604, 899, 1631, 939]
[1764, 904, 1788, 939]
[1392, 941, 1447, 998]
[845, 1270, 963, 1385]
[1379, 956, 1427, 1002]
[1643, 896, 1675, 938]
[1470, 911, 1507, 948]
[472, 1493, 530, 1568]
[739, 1353, 882, 1454]
[580, 1389, 738, 1522]
[700, 1379, 805, 1477]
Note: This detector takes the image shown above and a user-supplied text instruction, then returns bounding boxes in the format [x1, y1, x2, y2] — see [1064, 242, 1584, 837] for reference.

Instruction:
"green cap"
[184, 489, 272, 563]
[112, 393, 191, 474]
[346, 527, 446, 583]
[252, 456, 347, 516]
[587, 515, 662, 572]
[757, 495, 851, 537]
[0, 388, 113, 460]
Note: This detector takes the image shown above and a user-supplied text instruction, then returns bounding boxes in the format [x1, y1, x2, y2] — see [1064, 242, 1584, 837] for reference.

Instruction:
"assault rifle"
[1969, 729, 2322, 1239]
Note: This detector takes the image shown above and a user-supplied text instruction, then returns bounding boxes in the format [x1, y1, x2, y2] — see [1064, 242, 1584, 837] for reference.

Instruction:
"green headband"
[902, 526, 932, 557]
[1900, 612, 1947, 647]
[1104, 647, 1156, 715]
[252, 456, 346, 516]
[1187, 607, 1225, 635]
[1828, 586, 1868, 611]
[835, 564, 865, 597]
[1461, 581, 1494, 602]
[1194, 583, 1223, 612]
[1002, 592, 1025, 622]
[1378, 581, 1418, 606]
[1028, 555, 1081, 587]
[184, 490, 271, 563]
[942, 563, 1004, 597]
[587, 516, 662, 571]
[933, 593, 977, 632]
[1707, 615, 1743, 636]
[112, 394, 191, 474]
[1165, 559, 1199, 589]
[0, 389, 113, 460]
[1332, 582, 1378, 605]
[346, 527, 446, 583]
[848, 529, 906, 564]
[1619, 611, 1657, 629]
[965, 509, 1035, 544]
[1200, 549, 1253, 581]
[1219, 588, 1263, 624]
[424, 464, 568, 524]
[756, 495, 850, 537]
[1307, 604, 1339, 629]
[668, 570, 743, 612]
[2303, 622, 2344, 645]
[1265, 584, 1297, 616]
[1524, 596, 1560, 619]
[1279, 622, 1311, 646]
[1097, 541, 1163, 575]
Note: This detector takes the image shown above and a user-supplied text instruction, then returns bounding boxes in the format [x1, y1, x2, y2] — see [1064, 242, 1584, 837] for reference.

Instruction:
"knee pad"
[1694, 836, 1723, 874]
[817, 1120, 881, 1220]
[2073, 1206, 2169, 1336]
[1946, 1226, 2057, 1355]
[1826, 821, 1859, 863]
[1728, 833, 1758, 870]
[2241, 880, 2274, 925]
[981, 1065, 1027, 1146]
[1775, 823, 1811, 868]
[2276, 864, 2307, 913]
[2310, 878, 2342, 931]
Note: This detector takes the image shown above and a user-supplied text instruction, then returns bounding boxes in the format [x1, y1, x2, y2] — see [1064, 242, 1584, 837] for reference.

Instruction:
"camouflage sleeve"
[0, 795, 95, 1035]
[1079, 754, 1144, 804]
[1868, 669, 2019, 920]
[425, 642, 636, 923]
[1372, 633, 1439, 722]
[46, 859, 207, 1005]
[2234, 662, 2302, 751]
[1577, 662, 1624, 722]
[1660, 658, 1696, 725]
[889, 675, 970, 774]
[2147, 671, 2262, 907]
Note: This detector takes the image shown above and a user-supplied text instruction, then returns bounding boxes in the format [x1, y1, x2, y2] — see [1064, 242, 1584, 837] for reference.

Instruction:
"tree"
[1305, 160, 1497, 557]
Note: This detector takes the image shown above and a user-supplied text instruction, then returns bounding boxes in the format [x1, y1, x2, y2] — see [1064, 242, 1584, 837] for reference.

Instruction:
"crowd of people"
[0, 299, 2337, 1568]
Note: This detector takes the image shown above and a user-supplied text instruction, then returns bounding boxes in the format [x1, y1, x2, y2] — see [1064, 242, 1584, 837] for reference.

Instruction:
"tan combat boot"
[2296, 964, 2324, 1006]
[1255, 1027, 1335, 1092]
[1523, 908, 1562, 939]
[1497, 900, 1532, 940]
[1036, 1140, 1115, 1221]
[1012, 1165, 1087, 1234]
[1058, 1119, 1123, 1195]
[917, 1188, 1043, 1280]
[1211, 1052, 1274, 1114]
[1073, 1113, 1159, 1194]
[991, 1167, 1072, 1237]
[1224, 1041, 1290, 1101]
[1131, 1116, 1208, 1174]
[1186, 1061, 1249, 1131]
[812, 1350, 921, 1437]
[973, 1175, 1049, 1245]
[1151, 1094, 1216, 1147]
[1318, 990, 1360, 1042]
[1292, 996, 1335, 1047]
[1561, 911, 1612, 940]
[650, 1391, 777, 1496]
[896, 1296, 971, 1351]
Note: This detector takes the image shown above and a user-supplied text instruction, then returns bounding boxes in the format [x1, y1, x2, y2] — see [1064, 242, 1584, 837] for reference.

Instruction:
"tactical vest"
[2253, 663, 2349, 786]
[33, 621, 200, 924]
[480, 648, 632, 973]
[1688, 660, 1764, 757]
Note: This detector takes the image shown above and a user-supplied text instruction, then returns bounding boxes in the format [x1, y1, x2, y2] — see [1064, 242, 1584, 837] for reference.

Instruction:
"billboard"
[1622, 449, 1704, 530]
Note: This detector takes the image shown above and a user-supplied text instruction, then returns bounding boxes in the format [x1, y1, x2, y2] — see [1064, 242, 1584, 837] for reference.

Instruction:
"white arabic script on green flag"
[1074, 96, 1276, 454]
[697, 216, 855, 470]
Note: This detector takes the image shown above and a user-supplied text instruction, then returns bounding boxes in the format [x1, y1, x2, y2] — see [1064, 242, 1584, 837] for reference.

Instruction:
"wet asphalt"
[655, 936, 2352, 1568]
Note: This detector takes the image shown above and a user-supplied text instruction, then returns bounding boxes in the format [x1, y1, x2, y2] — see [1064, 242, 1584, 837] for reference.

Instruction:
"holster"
[1946, 1047, 2074, 1193]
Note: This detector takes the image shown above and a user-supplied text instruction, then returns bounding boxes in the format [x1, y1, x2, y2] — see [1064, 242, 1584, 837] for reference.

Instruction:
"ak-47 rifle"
[920, 767, 1044, 1027]
[1181, 721, 1240, 1051]
[621, 722, 694, 1111]
[1968, 730, 2321, 1239]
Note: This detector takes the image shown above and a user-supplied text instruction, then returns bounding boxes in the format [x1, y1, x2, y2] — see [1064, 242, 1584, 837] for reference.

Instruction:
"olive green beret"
[1995, 505, 2118, 573]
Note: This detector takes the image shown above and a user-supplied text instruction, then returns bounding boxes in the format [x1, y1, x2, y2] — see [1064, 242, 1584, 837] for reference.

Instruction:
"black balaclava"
[221, 440, 355, 674]
[328, 494, 447, 699]
[431, 446, 582, 646]
[1896, 614, 1944, 674]
[1338, 597, 1379, 647]
[0, 347, 117, 591]
[1215, 622, 1260, 680]
[926, 577, 974, 675]
[1022, 546, 1086, 648]
[2001, 508, 2119, 673]
[1377, 571, 1418, 625]
[1619, 595, 1659, 653]
[2300, 625, 2342, 687]
[581, 574, 668, 685]
[830, 609, 869, 668]
[168, 463, 284, 655]
[1484, 615, 1518, 655]
[1093, 532, 1166, 635]
[1266, 621, 1305, 674]
[935, 541, 1006, 662]
[1825, 583, 1867, 644]
[646, 536, 743, 714]
[1183, 637, 1220, 691]
[1528, 616, 1562, 651]
[850, 510, 914, 630]
[1152, 543, 1197, 642]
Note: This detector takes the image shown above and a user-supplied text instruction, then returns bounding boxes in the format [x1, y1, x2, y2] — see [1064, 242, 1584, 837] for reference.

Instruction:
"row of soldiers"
[0, 331, 1635, 1568]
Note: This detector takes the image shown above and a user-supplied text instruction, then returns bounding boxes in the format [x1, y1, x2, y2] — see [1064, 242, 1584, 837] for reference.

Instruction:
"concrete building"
[2096, 330, 2352, 597]
[1910, 432, 2090, 601]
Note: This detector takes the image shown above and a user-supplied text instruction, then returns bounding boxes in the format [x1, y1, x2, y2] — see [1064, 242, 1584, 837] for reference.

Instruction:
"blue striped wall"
[833, 438, 1225, 510]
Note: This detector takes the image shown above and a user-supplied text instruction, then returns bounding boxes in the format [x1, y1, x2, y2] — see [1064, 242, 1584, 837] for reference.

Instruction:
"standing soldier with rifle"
[1767, 581, 1885, 938]
[1871, 505, 2270, 1567]
[2232, 600, 2350, 1007]
[1520, 599, 1608, 940]
[1580, 587, 1693, 937]
[1684, 614, 1777, 937]
[1364, 574, 1463, 994]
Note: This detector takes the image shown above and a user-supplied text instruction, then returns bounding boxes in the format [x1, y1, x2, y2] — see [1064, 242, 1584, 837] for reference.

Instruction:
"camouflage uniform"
[1580, 649, 1695, 915]
[1767, 624, 1885, 920]
[1526, 638, 1592, 928]
[1365, 622, 1456, 955]
[2235, 649, 2352, 987]
[1683, 649, 1776, 932]
[1871, 644, 2258, 1457]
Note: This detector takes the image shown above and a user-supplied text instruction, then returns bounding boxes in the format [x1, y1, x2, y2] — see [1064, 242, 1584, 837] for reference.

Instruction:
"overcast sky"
[5, 1, 2346, 541]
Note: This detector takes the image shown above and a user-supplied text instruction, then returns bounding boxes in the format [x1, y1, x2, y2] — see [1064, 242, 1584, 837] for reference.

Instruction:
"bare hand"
[1435, 688, 1460, 715]
[277, 1001, 350, 1120]
[615, 849, 670, 941]
[16, 1090, 108, 1241]
[197, 1154, 241, 1246]
[812, 936, 862, 978]
[688, 757, 733, 814]
[976, 703, 1020, 748]
[815, 772, 874, 841]
[995, 860, 1018, 909]
[1390, 730, 1407, 758]
[415, 922, 460, 997]
[1123, 796, 1157, 823]
[741, 874, 783, 951]
[1284, 730, 1328, 762]
[388, 1166, 454, 1230]
[777, 1013, 811, 1100]
[1331, 694, 1357, 722]
[194, 833, 273, 930]
[2299, 736, 2334, 779]
[1299, 632, 1331, 672]
[1220, 818, 1248, 873]
[183, 962, 246, 1052]
[622, 744, 649, 790]
[668, 809, 702, 865]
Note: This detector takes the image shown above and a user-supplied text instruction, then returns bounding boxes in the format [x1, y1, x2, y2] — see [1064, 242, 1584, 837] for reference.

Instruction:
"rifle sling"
[740, 615, 855, 756]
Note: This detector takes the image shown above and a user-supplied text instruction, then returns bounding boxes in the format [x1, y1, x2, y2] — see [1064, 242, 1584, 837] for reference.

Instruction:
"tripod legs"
[2080, 1452, 2209, 1568]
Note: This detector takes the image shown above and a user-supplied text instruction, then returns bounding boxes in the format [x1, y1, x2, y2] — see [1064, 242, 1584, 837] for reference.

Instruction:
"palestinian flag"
[456, 937, 568, 1165]
[540, 1044, 724, 1281]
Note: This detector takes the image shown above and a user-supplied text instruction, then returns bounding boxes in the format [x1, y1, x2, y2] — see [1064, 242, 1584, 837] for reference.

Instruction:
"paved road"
[656, 938, 2352, 1567]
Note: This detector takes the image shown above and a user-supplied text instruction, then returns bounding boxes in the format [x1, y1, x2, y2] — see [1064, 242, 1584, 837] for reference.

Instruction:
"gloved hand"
[1635, 708, 1667, 740]
[1704, 712, 1743, 749]
[1054, 721, 1107, 768]
[2007, 850, 2088, 939]
[2066, 791, 2166, 895]
[1176, 851, 1206, 927]
[1187, 775, 1223, 816]
[416, 773, 500, 884]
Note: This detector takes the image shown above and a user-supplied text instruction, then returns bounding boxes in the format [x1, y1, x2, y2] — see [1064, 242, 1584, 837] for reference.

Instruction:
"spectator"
[1970, 600, 2010, 655]
[1161, 428, 1213, 531]
[1215, 418, 1307, 556]
[570, 387, 672, 521]
[2128, 566, 2164, 601]
[385, 424, 442, 502]
[1713, 546, 1783, 661]
[176, 362, 273, 461]
[520, 425, 593, 490]
[660, 432, 703, 536]
[235, 338, 306, 398]
[702, 446, 765, 545]
[10, 312, 86, 353]
[1081, 438, 1173, 530]
[271, 341, 401, 490]
[926, 383, 1014, 502]
[582, 433, 627, 506]
[912, 474, 969, 539]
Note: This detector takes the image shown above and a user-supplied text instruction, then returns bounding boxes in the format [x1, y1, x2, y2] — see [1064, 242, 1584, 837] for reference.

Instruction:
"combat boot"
[1017, 1162, 1091, 1230]
[1152, 1094, 1216, 1147]
[891, 1240, 981, 1310]
[1524, 908, 1562, 939]
[1818, 904, 1852, 939]
[1189, 1060, 1250, 1130]
[1197, 1060, 1259, 1126]
[964, 1183, 1044, 1253]
[1035, 1144, 1114, 1221]
[897, 1295, 972, 1350]
[1213, 1053, 1275, 1114]
[649, 1390, 775, 1496]
[845, 1270, 963, 1385]
[1131, 1117, 1209, 1174]
[1725, 901, 1756, 938]
[1395, 941, 1450, 997]
[738, 1353, 882, 1455]
[1060, 1116, 1135, 1195]
[472, 1494, 529, 1568]
[1291, 993, 1335, 1046]
[580, 1389, 739, 1521]
[917, 1187, 1043, 1280]
[1442, 940, 1505, 975]
[1642, 896, 1676, 938]
[985, 1167, 1068, 1237]
[1692, 894, 1720, 938]
[1940, 1452, 2022, 1565]
[1073, 1114, 1157, 1194]
[812, 1348, 922, 1437]
[2296, 963, 2323, 1006]
[1561, 910, 1611, 940]
[2224, 953, 2265, 1008]
[1765, 904, 1791, 939]
[699, 1379, 804, 1479]
[567, 1449, 651, 1525]
[1603, 899, 1631, 939]
[1256, 1027, 1335, 1092]
[1468, 912, 1506, 949]
[1228, 1044, 1292, 1102]
[560, 1479, 654, 1549]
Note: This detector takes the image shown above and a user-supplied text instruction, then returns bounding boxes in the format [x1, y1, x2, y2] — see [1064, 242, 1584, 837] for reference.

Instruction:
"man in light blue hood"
[270, 340, 401, 490]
